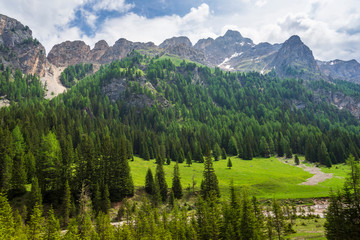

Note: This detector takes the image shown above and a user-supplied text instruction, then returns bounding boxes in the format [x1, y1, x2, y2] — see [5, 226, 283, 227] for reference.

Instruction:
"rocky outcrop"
[159, 36, 192, 49]
[47, 40, 91, 67]
[0, 14, 46, 76]
[99, 39, 157, 64]
[101, 77, 170, 109]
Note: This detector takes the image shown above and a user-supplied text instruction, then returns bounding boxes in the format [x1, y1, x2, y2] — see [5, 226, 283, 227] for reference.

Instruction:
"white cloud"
[0, 0, 88, 53]
[91, 3, 214, 47]
[1, 0, 360, 61]
[93, 0, 134, 12]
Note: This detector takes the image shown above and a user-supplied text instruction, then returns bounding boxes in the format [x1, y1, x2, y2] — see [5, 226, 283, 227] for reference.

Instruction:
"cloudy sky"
[1, 0, 360, 61]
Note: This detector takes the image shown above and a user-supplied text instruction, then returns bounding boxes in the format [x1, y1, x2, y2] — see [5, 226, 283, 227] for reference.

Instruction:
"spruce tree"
[172, 162, 183, 199]
[240, 189, 257, 240]
[186, 151, 192, 167]
[294, 155, 300, 165]
[145, 168, 155, 195]
[200, 145, 220, 199]
[11, 125, 27, 194]
[63, 180, 71, 226]
[155, 161, 168, 202]
[27, 203, 45, 240]
[62, 219, 80, 240]
[28, 177, 42, 220]
[227, 158, 232, 169]
[101, 184, 111, 214]
[221, 148, 227, 160]
[44, 207, 61, 240]
[272, 198, 285, 240]
[0, 193, 15, 239]
[259, 136, 270, 158]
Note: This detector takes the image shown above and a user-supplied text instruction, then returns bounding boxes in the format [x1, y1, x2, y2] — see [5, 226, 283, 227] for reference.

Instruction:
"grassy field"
[286, 218, 326, 240]
[129, 156, 349, 200]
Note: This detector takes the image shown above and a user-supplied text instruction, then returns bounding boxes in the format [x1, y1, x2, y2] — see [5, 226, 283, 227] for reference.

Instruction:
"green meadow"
[129, 156, 349, 200]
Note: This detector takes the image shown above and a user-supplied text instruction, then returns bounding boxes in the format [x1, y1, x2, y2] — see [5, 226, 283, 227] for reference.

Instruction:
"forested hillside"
[1, 52, 360, 239]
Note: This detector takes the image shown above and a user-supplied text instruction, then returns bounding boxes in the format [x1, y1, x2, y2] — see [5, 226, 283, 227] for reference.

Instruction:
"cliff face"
[47, 40, 91, 67]
[0, 14, 46, 76]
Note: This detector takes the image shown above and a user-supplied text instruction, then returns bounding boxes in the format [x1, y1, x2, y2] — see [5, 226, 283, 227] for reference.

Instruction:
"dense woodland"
[1, 52, 360, 239]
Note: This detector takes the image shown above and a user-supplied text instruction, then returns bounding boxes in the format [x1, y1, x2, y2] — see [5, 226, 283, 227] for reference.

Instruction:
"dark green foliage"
[186, 151, 192, 167]
[145, 168, 155, 195]
[227, 158, 232, 169]
[62, 180, 71, 225]
[44, 207, 61, 240]
[60, 63, 93, 88]
[155, 161, 168, 202]
[172, 162, 183, 199]
[0, 69, 45, 102]
[325, 155, 360, 239]
[295, 154, 300, 165]
[201, 146, 220, 199]
[259, 136, 270, 158]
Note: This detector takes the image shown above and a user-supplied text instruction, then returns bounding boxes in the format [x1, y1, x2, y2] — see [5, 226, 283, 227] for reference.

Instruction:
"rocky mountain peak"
[271, 35, 320, 78]
[159, 36, 192, 49]
[223, 29, 244, 41]
[0, 14, 47, 76]
[47, 40, 91, 67]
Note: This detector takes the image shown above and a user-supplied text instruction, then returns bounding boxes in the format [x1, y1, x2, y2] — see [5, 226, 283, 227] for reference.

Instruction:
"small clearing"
[40, 64, 67, 99]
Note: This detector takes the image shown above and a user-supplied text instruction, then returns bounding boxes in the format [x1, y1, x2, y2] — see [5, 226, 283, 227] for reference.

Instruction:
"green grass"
[286, 218, 326, 240]
[129, 156, 349, 200]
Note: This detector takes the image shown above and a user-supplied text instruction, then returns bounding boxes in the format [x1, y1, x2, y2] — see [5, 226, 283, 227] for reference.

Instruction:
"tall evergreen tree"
[145, 168, 155, 195]
[62, 180, 71, 226]
[227, 158, 232, 169]
[294, 154, 300, 165]
[186, 151, 192, 167]
[44, 207, 61, 240]
[0, 193, 15, 239]
[172, 162, 183, 199]
[27, 203, 45, 240]
[11, 125, 27, 194]
[101, 184, 111, 214]
[200, 145, 220, 199]
[155, 161, 168, 202]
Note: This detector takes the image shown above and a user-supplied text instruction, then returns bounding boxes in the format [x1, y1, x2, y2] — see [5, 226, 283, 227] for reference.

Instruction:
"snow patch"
[218, 52, 243, 70]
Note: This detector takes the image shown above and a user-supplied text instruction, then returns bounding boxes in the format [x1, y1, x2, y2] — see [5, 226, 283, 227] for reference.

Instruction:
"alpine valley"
[1, 13, 360, 240]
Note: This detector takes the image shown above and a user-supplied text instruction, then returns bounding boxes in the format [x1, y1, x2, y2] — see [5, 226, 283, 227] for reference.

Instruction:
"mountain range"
[1, 13, 360, 85]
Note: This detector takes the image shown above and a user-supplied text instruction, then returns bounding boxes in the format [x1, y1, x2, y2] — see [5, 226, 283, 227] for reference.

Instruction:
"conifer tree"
[96, 212, 114, 240]
[172, 162, 183, 199]
[294, 155, 300, 165]
[221, 148, 227, 160]
[155, 161, 168, 202]
[28, 177, 42, 220]
[145, 168, 155, 195]
[11, 125, 27, 193]
[240, 189, 257, 239]
[27, 203, 45, 240]
[200, 145, 220, 199]
[0, 193, 15, 239]
[44, 207, 61, 240]
[259, 136, 270, 158]
[101, 184, 111, 214]
[227, 158, 232, 169]
[62, 219, 80, 240]
[318, 141, 332, 167]
[93, 183, 102, 214]
[186, 151, 192, 167]
[272, 198, 285, 240]
[228, 136, 238, 156]
[62, 180, 71, 226]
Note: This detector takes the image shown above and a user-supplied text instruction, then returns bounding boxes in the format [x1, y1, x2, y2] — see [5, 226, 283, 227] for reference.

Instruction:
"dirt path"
[278, 157, 333, 185]
[40, 64, 67, 99]
[299, 164, 333, 185]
